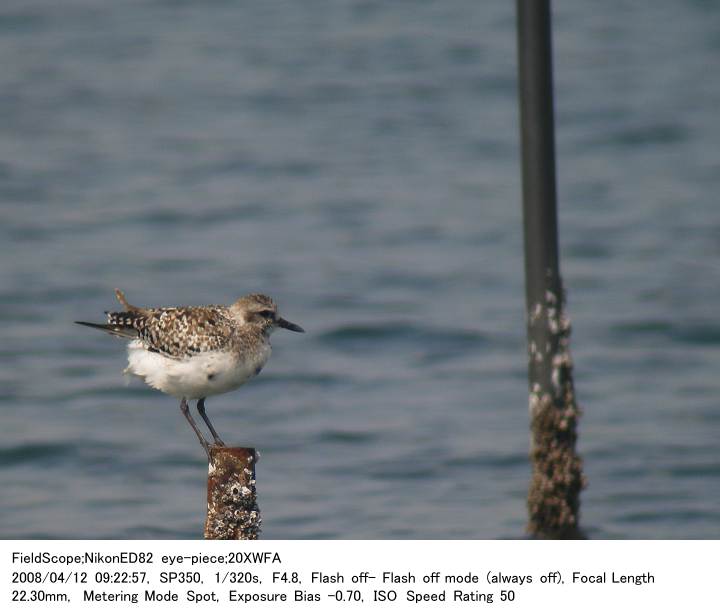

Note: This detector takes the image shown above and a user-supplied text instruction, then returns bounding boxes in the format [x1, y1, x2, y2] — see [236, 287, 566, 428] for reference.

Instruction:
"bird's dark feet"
[180, 397, 210, 456]
[209, 436, 226, 448]
[197, 398, 226, 447]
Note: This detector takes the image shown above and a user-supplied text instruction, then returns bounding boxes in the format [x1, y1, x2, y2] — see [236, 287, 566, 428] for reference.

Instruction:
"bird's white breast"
[124, 340, 271, 400]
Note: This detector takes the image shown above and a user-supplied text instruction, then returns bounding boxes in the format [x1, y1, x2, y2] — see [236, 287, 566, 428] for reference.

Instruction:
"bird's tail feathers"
[74, 321, 138, 339]
[114, 288, 146, 313]
[75, 288, 146, 339]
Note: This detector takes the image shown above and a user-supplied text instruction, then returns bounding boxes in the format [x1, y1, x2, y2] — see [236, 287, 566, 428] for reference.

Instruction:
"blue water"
[1, 0, 719, 539]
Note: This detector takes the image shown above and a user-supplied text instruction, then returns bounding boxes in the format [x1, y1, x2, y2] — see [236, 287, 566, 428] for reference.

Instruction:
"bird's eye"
[258, 310, 275, 318]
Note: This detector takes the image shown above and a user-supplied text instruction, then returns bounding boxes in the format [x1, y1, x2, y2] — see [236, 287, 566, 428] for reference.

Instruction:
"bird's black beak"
[277, 317, 305, 333]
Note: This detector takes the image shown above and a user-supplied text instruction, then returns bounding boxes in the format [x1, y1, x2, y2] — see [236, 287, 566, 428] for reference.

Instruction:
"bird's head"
[230, 293, 304, 334]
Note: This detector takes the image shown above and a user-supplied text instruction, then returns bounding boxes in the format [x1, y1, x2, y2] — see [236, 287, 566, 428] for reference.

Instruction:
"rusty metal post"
[516, 0, 586, 538]
[204, 447, 261, 540]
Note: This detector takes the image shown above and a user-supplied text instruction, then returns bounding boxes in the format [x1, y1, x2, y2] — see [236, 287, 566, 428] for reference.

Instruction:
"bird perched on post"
[76, 289, 304, 455]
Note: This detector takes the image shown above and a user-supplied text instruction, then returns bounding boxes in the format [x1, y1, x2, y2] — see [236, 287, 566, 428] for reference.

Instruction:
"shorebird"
[76, 289, 304, 454]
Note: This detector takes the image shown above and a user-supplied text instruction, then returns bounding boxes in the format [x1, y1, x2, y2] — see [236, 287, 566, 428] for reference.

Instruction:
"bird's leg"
[197, 398, 225, 446]
[180, 397, 210, 456]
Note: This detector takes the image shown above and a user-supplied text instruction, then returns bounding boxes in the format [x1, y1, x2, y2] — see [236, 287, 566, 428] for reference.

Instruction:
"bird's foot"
[180, 397, 211, 457]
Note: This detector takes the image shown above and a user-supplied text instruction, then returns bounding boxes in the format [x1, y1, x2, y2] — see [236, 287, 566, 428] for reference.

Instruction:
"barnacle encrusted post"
[526, 290, 586, 539]
[517, 1, 585, 538]
[205, 447, 261, 540]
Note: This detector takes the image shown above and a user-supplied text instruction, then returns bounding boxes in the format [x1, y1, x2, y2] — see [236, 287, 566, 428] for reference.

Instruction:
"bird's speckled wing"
[107, 305, 235, 359]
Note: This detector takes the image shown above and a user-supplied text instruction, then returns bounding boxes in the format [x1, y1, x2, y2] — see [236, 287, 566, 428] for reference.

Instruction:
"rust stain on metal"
[204, 446, 261, 540]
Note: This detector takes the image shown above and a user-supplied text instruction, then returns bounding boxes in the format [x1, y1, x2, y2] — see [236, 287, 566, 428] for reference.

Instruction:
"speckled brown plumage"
[107, 305, 238, 359]
[95, 289, 282, 360]
[75, 289, 304, 454]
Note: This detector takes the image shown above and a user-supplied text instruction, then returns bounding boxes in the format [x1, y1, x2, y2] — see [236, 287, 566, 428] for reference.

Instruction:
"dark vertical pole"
[516, 0, 585, 538]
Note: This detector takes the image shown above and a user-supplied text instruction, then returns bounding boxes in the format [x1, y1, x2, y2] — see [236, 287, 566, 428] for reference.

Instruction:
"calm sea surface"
[1, 1, 719, 539]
